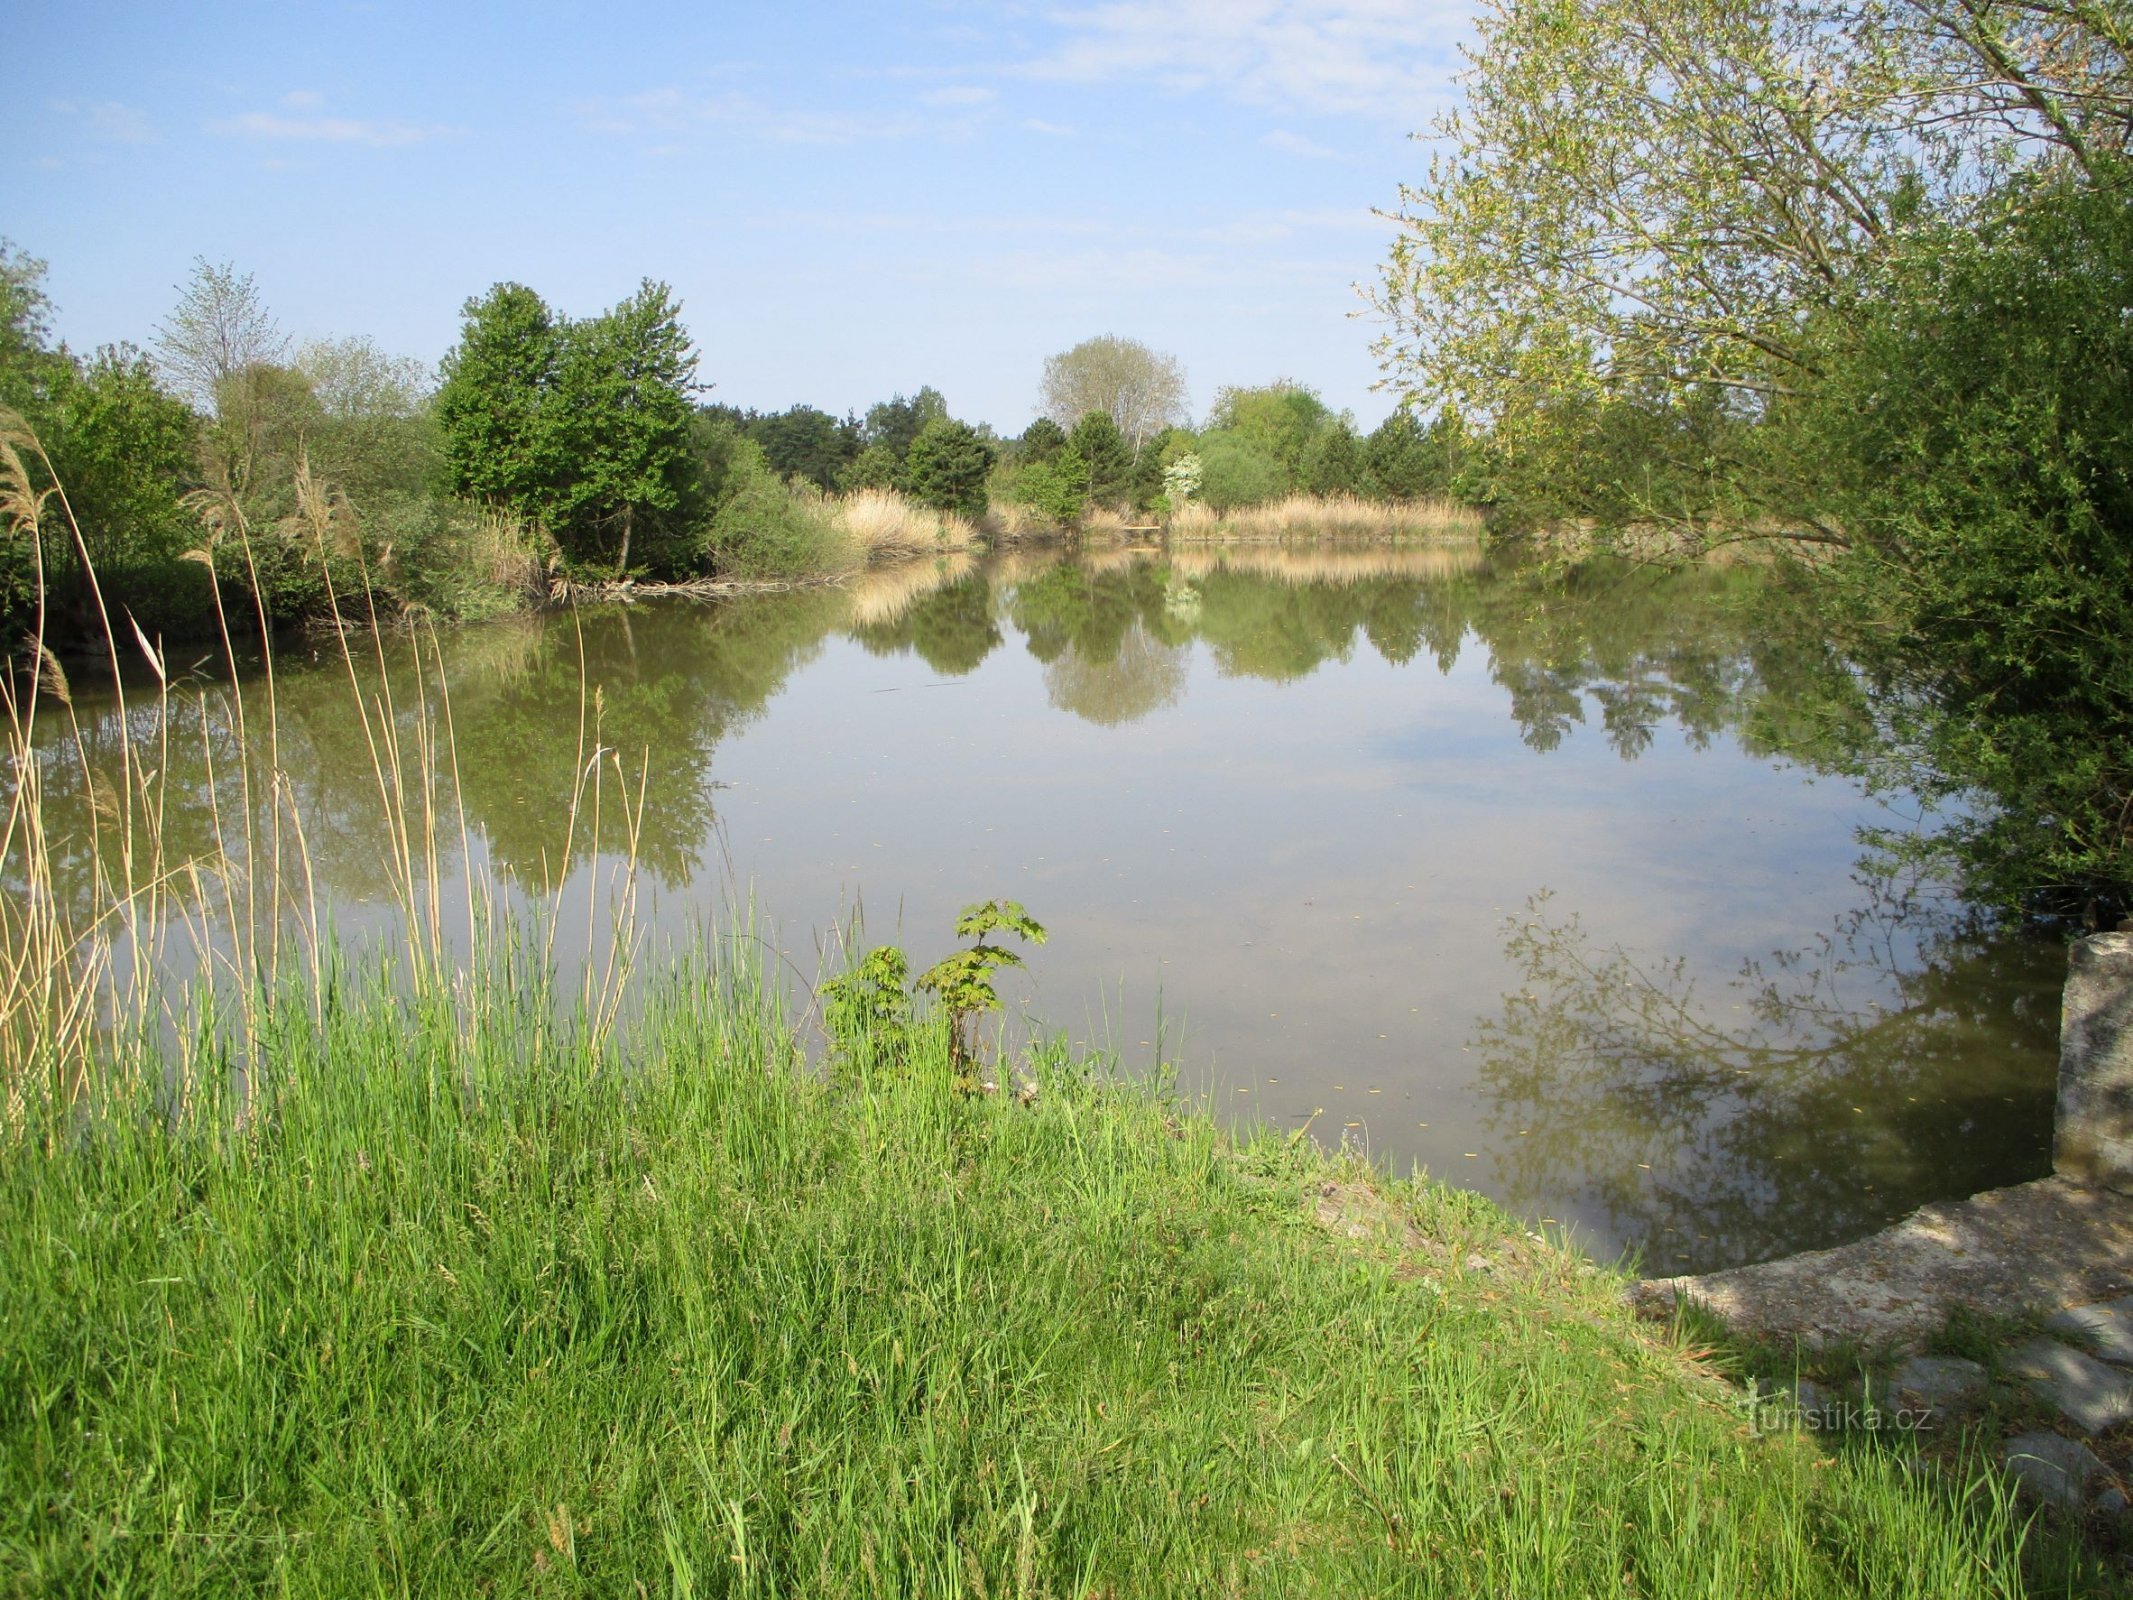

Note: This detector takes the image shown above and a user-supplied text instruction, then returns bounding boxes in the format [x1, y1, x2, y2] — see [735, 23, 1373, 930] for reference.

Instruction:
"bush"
[707, 438, 846, 578]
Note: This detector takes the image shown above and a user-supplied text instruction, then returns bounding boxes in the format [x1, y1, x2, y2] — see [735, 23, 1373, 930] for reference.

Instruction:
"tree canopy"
[1039, 337, 1188, 452]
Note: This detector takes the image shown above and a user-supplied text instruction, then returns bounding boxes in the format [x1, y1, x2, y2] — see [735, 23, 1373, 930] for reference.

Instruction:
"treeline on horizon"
[0, 252, 1466, 653]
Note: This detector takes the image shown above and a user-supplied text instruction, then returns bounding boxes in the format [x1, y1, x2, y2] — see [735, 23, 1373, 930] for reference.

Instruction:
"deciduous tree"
[1039, 336, 1188, 452]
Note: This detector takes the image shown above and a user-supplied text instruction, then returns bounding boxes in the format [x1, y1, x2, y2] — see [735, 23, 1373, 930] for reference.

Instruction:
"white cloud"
[1261, 128, 1347, 159]
[921, 85, 998, 107]
[50, 99, 155, 144]
[583, 86, 956, 146]
[1023, 0, 1465, 118]
[1022, 117, 1078, 136]
[217, 95, 454, 148]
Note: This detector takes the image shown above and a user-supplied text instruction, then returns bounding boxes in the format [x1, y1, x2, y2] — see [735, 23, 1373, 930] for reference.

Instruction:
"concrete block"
[2056, 933, 2133, 1194]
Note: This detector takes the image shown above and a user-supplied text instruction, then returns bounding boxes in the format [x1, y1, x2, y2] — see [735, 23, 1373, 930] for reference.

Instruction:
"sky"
[8, 2, 1476, 434]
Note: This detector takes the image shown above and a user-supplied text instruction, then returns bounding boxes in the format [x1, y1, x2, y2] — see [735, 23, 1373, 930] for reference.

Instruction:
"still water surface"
[47, 544, 2063, 1275]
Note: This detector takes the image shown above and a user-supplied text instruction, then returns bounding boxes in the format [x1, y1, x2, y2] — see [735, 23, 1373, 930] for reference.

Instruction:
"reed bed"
[1168, 494, 1484, 541]
[830, 488, 979, 559]
[0, 415, 2096, 1596]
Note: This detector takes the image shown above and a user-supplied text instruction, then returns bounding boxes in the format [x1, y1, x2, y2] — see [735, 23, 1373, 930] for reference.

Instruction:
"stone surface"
[2044, 1299, 2133, 1366]
[1887, 1355, 1986, 1410]
[2100, 1487, 2131, 1521]
[2057, 932, 2133, 1195]
[2008, 1338, 2133, 1435]
[2002, 1431, 2105, 1512]
[1633, 1176, 2133, 1347]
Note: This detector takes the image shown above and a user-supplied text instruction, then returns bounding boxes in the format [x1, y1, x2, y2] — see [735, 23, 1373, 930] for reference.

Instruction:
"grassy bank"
[0, 947, 2067, 1597]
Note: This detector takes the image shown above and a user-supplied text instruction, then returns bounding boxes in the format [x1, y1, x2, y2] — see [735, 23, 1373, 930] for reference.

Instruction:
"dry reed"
[1167, 494, 1482, 541]
[831, 489, 978, 559]
[0, 410, 650, 1118]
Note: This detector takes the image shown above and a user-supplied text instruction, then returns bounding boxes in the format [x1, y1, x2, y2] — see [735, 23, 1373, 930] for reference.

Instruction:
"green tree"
[1205, 383, 1332, 491]
[904, 416, 996, 519]
[863, 387, 948, 465]
[1011, 442, 1091, 528]
[840, 442, 903, 493]
[1016, 417, 1066, 465]
[1194, 430, 1284, 510]
[1304, 420, 1364, 497]
[749, 405, 859, 491]
[1802, 167, 2133, 918]
[1067, 412, 1132, 506]
[550, 280, 698, 571]
[435, 283, 563, 524]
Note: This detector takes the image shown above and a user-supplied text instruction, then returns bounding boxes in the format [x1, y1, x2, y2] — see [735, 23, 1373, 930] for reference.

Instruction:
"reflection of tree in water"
[1042, 618, 1188, 726]
[441, 591, 845, 887]
[848, 572, 1002, 676]
[1470, 883, 2062, 1276]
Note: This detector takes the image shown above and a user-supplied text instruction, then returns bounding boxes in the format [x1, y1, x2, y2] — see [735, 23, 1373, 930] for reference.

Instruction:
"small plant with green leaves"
[818, 943, 913, 1073]
[915, 900, 1047, 1085]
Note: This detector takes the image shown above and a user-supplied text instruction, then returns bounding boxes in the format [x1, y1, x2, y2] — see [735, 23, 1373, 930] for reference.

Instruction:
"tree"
[1011, 442, 1091, 528]
[1039, 336, 1188, 452]
[863, 387, 948, 464]
[1067, 411, 1132, 506]
[749, 405, 859, 490]
[1304, 421, 1364, 497]
[1017, 416, 1066, 465]
[155, 259, 287, 415]
[840, 442, 902, 493]
[1205, 383, 1332, 490]
[550, 279, 698, 570]
[435, 282, 563, 522]
[904, 417, 996, 519]
[1194, 430, 1284, 510]
[1371, 0, 2132, 527]
[294, 336, 436, 502]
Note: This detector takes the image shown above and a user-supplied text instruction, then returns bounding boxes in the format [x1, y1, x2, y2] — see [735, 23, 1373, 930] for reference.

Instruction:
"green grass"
[0, 946, 2087, 1597]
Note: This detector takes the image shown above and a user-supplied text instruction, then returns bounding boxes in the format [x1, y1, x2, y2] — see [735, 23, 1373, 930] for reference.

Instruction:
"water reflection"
[1471, 882, 2060, 1275]
[17, 543, 2060, 1271]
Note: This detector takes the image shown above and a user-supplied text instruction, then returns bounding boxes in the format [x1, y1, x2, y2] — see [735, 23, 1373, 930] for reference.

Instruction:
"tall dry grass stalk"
[830, 489, 977, 559]
[0, 410, 648, 1125]
[1167, 494, 1483, 541]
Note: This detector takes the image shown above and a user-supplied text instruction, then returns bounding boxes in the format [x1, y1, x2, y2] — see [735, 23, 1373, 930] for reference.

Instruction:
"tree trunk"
[616, 504, 633, 574]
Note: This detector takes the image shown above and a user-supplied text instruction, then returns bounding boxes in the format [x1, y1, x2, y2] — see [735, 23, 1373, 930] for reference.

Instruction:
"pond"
[34, 543, 2063, 1276]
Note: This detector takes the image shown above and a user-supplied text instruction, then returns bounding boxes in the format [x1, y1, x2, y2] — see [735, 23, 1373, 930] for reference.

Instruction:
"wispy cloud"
[583, 83, 993, 147]
[49, 99, 156, 144]
[216, 92, 455, 148]
[1021, 0, 1464, 118]
[921, 85, 998, 108]
[1261, 128, 1347, 160]
[1022, 117, 1078, 136]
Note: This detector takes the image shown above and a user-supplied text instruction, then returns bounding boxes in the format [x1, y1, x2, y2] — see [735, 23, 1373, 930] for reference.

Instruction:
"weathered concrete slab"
[1888, 1355, 1986, 1410]
[2058, 932, 2133, 1194]
[2003, 1432, 2105, 1512]
[2043, 1298, 2133, 1365]
[1633, 1175, 2133, 1347]
[2008, 1338, 2133, 1435]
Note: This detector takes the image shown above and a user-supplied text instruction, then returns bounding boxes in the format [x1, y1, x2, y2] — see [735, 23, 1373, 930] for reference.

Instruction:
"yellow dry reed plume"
[1167, 494, 1483, 542]
[832, 489, 977, 558]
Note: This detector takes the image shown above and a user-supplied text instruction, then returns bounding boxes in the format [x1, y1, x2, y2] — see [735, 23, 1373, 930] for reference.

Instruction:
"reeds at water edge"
[0, 410, 650, 1120]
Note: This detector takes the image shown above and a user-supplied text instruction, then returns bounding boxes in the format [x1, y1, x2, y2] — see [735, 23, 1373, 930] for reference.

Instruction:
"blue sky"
[9, 2, 1474, 433]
